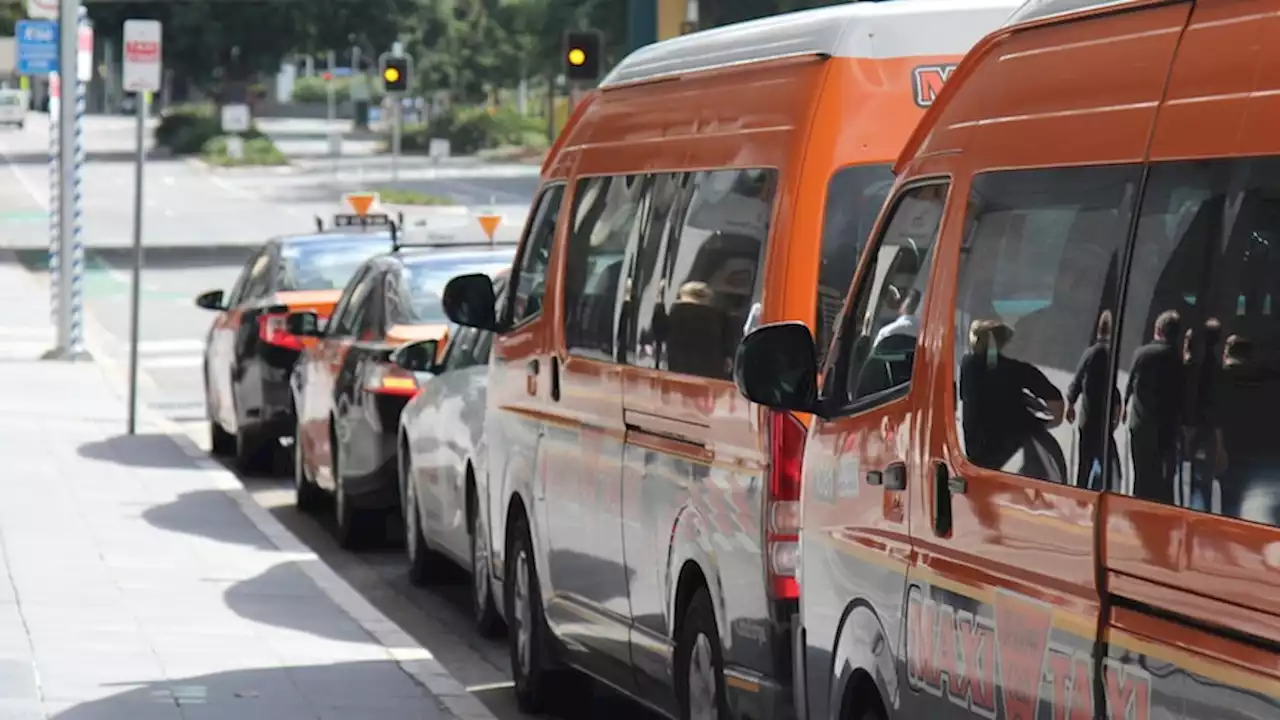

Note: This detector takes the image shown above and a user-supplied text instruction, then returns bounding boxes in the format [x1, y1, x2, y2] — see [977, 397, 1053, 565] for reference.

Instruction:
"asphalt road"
[0, 112, 655, 720]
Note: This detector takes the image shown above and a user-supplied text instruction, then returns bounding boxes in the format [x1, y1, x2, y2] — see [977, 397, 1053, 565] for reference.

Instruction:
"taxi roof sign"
[476, 213, 501, 242]
[344, 192, 379, 217]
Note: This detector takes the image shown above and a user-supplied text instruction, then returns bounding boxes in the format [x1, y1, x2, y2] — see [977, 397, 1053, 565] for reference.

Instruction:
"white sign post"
[76, 20, 92, 82]
[220, 103, 250, 160]
[26, 0, 58, 20]
[122, 19, 162, 434]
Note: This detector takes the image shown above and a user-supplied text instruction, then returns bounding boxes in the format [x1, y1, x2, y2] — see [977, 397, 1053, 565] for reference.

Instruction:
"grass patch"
[201, 136, 289, 167]
[374, 187, 456, 206]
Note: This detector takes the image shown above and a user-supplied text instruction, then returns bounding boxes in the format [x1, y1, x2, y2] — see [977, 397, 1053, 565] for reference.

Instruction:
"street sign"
[77, 22, 93, 82]
[220, 103, 250, 133]
[16, 20, 58, 76]
[428, 138, 450, 161]
[26, 0, 57, 20]
[122, 20, 162, 93]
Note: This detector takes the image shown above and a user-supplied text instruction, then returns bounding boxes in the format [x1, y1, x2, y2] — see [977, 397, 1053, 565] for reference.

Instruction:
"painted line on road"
[182, 158, 310, 219]
[1, 256, 500, 720]
[0, 134, 50, 212]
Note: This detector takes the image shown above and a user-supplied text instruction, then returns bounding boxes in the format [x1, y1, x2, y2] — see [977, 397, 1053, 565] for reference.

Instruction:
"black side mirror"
[391, 339, 440, 374]
[442, 273, 499, 332]
[195, 289, 225, 311]
[286, 311, 322, 337]
[733, 322, 820, 413]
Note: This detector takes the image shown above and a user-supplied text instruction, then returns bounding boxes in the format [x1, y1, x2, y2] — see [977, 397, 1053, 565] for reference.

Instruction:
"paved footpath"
[0, 252, 494, 719]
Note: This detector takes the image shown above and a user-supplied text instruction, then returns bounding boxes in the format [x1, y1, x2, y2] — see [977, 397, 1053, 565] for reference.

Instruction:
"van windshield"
[816, 163, 896, 364]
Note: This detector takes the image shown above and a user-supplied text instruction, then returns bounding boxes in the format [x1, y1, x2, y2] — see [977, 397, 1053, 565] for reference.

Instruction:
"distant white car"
[0, 90, 27, 128]
[397, 276, 507, 637]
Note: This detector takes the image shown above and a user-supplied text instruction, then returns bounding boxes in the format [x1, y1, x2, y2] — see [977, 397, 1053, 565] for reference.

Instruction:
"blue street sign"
[16, 20, 59, 76]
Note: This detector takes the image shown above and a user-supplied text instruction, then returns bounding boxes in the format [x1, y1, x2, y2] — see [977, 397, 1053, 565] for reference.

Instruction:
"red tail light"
[766, 410, 805, 600]
[365, 363, 418, 397]
[258, 313, 304, 351]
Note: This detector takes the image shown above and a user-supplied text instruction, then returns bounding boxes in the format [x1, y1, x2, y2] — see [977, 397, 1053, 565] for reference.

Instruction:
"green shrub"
[201, 135, 288, 166]
[392, 105, 546, 155]
[291, 75, 385, 105]
[155, 104, 265, 155]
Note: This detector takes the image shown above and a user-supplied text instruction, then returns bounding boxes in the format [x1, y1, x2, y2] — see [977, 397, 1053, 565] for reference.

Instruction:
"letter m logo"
[912, 64, 958, 108]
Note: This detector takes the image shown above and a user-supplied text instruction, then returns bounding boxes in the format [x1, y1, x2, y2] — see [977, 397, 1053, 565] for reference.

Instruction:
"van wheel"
[470, 496, 503, 637]
[506, 514, 570, 713]
[676, 588, 729, 720]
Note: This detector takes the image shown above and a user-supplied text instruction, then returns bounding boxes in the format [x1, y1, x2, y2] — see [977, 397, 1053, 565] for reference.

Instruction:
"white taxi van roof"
[1001, 0, 1138, 26]
[599, 0, 1027, 90]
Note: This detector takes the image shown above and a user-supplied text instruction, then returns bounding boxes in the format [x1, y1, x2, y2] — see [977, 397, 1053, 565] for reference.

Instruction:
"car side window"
[563, 174, 650, 362]
[660, 168, 778, 381]
[226, 249, 264, 308]
[385, 271, 412, 326]
[443, 326, 482, 371]
[825, 182, 947, 411]
[241, 246, 275, 301]
[1117, 157, 1280, 528]
[505, 184, 566, 328]
[329, 266, 376, 337]
[348, 272, 384, 341]
[954, 166, 1138, 487]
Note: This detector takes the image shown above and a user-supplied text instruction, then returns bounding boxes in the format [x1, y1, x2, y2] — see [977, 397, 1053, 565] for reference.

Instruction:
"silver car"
[397, 279, 507, 637]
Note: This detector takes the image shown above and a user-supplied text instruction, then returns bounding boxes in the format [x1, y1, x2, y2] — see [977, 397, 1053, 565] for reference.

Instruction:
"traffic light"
[563, 29, 603, 83]
[382, 56, 409, 93]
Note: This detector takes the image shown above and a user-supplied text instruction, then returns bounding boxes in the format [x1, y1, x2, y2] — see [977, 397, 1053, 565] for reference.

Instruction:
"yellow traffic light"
[567, 48, 586, 67]
[383, 66, 401, 84]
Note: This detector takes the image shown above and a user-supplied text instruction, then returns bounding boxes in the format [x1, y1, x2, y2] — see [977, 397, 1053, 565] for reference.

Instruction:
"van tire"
[505, 514, 569, 713]
[676, 588, 729, 720]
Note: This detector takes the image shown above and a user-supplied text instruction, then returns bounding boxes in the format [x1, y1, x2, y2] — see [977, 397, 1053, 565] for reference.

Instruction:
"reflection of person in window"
[1122, 309, 1183, 505]
[1180, 318, 1226, 512]
[1217, 335, 1274, 523]
[872, 288, 921, 348]
[667, 281, 730, 379]
[959, 319, 1067, 482]
[1066, 310, 1121, 489]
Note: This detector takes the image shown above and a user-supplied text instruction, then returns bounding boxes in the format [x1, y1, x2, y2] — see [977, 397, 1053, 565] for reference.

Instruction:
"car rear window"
[279, 238, 388, 291]
[816, 163, 896, 366]
[401, 254, 514, 324]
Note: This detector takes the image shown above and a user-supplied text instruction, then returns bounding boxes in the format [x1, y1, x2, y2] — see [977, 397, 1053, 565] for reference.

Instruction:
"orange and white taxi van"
[437, 1, 1023, 718]
[734, 0, 1280, 718]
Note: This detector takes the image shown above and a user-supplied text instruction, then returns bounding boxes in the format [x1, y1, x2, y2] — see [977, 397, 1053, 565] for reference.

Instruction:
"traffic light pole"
[379, 45, 413, 183]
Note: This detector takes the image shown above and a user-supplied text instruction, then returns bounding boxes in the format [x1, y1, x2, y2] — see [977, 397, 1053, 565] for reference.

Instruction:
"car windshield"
[401, 253, 514, 324]
[279, 237, 388, 291]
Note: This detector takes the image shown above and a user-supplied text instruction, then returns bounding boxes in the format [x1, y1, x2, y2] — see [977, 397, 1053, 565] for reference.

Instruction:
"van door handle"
[882, 462, 907, 491]
[933, 462, 960, 537]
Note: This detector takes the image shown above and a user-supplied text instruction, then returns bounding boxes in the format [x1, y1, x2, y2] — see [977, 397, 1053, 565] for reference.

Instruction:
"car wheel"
[470, 493, 503, 637]
[676, 588, 729, 720]
[403, 450, 443, 585]
[332, 425, 374, 550]
[294, 417, 322, 512]
[506, 513, 571, 713]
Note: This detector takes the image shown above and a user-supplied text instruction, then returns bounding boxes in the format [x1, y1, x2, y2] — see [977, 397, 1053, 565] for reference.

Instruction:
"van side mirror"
[195, 289, 225, 311]
[391, 339, 440, 374]
[442, 273, 499, 332]
[733, 322, 820, 413]
[286, 311, 322, 337]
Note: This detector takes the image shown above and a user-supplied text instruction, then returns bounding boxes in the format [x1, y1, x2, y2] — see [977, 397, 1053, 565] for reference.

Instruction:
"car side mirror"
[734, 322, 820, 414]
[442, 273, 499, 332]
[195, 289, 225, 311]
[286, 311, 322, 337]
[391, 339, 440, 374]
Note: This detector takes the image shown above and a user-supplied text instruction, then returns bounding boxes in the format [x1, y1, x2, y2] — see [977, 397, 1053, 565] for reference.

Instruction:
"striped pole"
[69, 66, 85, 355]
[48, 74, 60, 324]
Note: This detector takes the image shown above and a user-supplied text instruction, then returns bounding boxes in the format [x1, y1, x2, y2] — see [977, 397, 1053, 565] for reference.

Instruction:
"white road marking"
[140, 355, 203, 369]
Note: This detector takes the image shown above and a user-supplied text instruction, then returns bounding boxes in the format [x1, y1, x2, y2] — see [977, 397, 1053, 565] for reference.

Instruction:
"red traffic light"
[322, 72, 333, 81]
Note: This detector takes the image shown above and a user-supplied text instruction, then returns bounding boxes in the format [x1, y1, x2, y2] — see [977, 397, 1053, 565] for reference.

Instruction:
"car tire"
[402, 450, 444, 585]
[332, 425, 375, 550]
[676, 588, 730, 720]
[294, 417, 322, 513]
[470, 492, 503, 638]
[506, 513, 571, 713]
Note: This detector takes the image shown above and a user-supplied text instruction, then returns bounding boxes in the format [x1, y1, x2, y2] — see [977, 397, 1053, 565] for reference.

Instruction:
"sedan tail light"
[258, 313, 304, 351]
[365, 363, 418, 397]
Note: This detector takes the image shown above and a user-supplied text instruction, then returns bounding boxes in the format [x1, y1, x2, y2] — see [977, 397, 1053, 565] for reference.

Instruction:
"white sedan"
[396, 320, 504, 637]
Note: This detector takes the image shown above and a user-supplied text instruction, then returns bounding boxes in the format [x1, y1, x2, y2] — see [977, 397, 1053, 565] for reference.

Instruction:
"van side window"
[505, 184, 565, 328]
[827, 182, 947, 409]
[816, 164, 896, 366]
[564, 175, 650, 362]
[954, 166, 1138, 487]
[627, 173, 688, 368]
[661, 168, 777, 381]
[1117, 158, 1280, 528]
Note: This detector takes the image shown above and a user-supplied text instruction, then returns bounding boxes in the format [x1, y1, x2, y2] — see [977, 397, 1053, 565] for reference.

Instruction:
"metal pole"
[71, 10, 86, 356]
[127, 91, 146, 434]
[54, 0, 78, 357]
[392, 98, 401, 182]
[48, 76, 59, 325]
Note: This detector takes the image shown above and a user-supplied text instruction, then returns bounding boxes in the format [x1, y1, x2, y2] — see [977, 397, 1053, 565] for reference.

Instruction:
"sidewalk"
[0, 257, 492, 718]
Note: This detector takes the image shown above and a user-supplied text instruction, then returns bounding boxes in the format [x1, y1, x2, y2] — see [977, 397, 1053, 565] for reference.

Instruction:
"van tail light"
[257, 313, 304, 351]
[365, 363, 418, 397]
[766, 410, 805, 601]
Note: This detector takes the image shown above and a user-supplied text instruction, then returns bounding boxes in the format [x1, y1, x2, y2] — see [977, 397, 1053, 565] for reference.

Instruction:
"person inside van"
[1122, 309, 1184, 505]
[959, 319, 1067, 482]
[667, 280, 730, 379]
[872, 287, 922, 348]
[1066, 310, 1121, 490]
